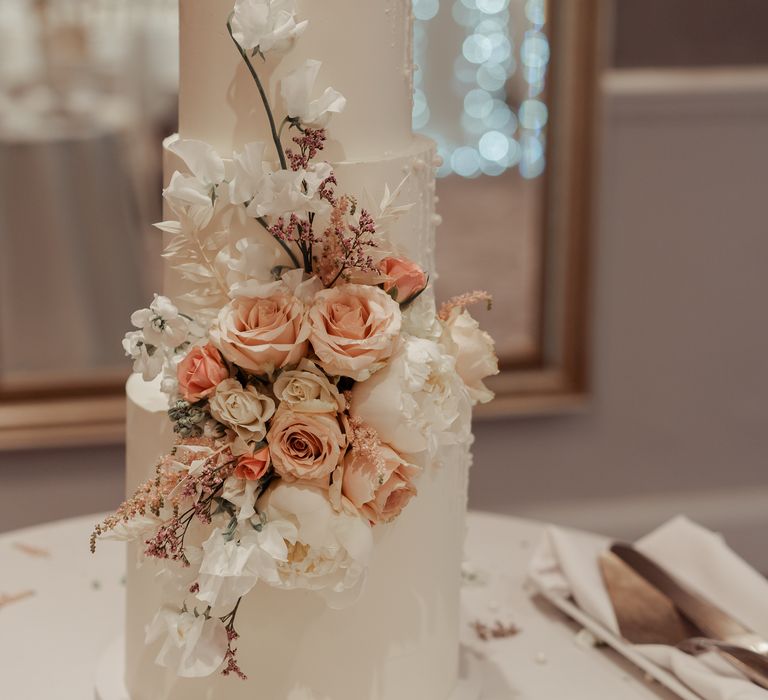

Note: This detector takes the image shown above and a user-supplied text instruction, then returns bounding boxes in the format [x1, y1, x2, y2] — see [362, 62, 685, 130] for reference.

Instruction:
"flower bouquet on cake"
[92, 0, 498, 682]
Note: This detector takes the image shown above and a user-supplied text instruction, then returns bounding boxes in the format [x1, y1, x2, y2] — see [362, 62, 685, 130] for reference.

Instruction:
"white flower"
[225, 238, 284, 297]
[98, 513, 162, 542]
[209, 378, 276, 446]
[221, 475, 260, 522]
[257, 481, 373, 608]
[146, 608, 228, 678]
[251, 162, 333, 218]
[124, 296, 199, 383]
[195, 522, 294, 610]
[440, 308, 498, 404]
[122, 330, 164, 381]
[228, 141, 269, 214]
[273, 359, 345, 413]
[231, 0, 307, 54]
[164, 140, 226, 229]
[349, 337, 472, 464]
[130, 295, 190, 349]
[280, 60, 346, 127]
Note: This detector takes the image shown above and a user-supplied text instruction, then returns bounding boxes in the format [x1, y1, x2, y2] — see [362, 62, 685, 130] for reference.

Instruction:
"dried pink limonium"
[286, 127, 327, 171]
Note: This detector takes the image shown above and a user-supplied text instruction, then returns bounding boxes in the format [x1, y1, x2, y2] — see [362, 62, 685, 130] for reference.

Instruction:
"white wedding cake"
[95, 2, 498, 699]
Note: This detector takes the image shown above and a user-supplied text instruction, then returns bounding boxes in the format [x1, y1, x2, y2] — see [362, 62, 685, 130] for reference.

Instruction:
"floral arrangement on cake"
[92, 0, 498, 681]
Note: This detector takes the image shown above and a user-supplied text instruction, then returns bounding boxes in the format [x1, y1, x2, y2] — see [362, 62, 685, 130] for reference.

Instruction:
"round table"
[0, 512, 678, 699]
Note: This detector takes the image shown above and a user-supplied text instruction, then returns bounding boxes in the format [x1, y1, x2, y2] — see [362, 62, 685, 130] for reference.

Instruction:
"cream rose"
[340, 444, 419, 525]
[441, 308, 498, 404]
[308, 284, 401, 381]
[266, 408, 346, 482]
[208, 378, 276, 444]
[210, 292, 309, 376]
[273, 359, 345, 413]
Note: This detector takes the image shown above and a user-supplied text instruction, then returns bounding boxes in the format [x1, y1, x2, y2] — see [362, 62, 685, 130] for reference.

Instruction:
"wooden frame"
[478, 0, 603, 418]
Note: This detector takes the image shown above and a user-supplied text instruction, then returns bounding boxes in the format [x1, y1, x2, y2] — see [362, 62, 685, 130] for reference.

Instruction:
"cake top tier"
[179, 0, 415, 160]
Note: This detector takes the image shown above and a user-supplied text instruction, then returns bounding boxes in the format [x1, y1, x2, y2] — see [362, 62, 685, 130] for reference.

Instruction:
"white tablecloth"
[0, 512, 679, 699]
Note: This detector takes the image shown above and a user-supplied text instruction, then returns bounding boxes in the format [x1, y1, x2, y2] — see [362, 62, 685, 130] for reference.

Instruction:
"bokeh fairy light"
[412, 0, 549, 178]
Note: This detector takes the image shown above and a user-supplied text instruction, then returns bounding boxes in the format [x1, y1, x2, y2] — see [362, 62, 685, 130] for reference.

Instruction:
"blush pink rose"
[210, 293, 309, 376]
[177, 343, 229, 402]
[308, 284, 401, 381]
[234, 447, 271, 481]
[267, 408, 346, 482]
[380, 257, 428, 303]
[341, 443, 419, 525]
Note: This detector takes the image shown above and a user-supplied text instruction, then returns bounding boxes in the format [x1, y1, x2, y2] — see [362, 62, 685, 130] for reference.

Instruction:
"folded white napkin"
[529, 516, 768, 700]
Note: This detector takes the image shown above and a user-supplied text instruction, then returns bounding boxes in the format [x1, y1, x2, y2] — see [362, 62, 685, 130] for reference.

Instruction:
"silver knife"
[610, 543, 768, 654]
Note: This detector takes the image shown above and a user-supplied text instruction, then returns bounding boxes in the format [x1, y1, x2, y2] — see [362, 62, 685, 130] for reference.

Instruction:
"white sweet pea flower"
[230, 0, 308, 54]
[350, 336, 472, 465]
[195, 521, 294, 611]
[257, 482, 373, 608]
[164, 140, 226, 229]
[228, 141, 270, 214]
[221, 475, 260, 522]
[225, 238, 284, 297]
[252, 162, 333, 218]
[280, 60, 346, 127]
[98, 513, 162, 543]
[146, 608, 228, 678]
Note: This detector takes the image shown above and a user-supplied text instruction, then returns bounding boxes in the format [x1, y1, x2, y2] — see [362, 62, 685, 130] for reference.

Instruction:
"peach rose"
[234, 447, 271, 481]
[441, 308, 498, 404]
[267, 408, 346, 482]
[308, 284, 401, 381]
[380, 257, 428, 304]
[210, 293, 309, 376]
[177, 343, 229, 403]
[340, 444, 419, 525]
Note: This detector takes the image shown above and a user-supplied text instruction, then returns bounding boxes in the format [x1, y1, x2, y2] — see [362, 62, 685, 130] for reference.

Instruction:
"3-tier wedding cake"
[93, 2, 498, 699]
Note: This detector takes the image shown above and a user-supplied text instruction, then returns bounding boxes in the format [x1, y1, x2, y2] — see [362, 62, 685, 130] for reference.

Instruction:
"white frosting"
[179, 0, 414, 159]
[123, 2, 475, 697]
[124, 376, 471, 700]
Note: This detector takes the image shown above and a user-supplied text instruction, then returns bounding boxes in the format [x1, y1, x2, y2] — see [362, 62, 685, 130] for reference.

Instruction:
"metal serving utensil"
[611, 543, 768, 654]
[599, 547, 768, 690]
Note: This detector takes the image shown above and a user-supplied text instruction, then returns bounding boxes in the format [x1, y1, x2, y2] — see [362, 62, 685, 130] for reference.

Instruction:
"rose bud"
[380, 257, 428, 304]
[234, 447, 272, 481]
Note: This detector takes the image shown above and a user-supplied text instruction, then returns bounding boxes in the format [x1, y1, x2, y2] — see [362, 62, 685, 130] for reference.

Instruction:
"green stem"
[256, 216, 302, 270]
[227, 23, 288, 171]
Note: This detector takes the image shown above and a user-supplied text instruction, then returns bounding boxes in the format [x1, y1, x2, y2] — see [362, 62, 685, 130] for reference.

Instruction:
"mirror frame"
[477, 0, 602, 418]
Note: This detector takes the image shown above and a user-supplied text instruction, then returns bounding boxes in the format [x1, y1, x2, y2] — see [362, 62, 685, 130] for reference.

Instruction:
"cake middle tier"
[162, 135, 439, 306]
[179, 0, 416, 159]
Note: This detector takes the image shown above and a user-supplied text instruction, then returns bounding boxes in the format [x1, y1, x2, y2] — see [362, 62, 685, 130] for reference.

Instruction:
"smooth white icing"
[124, 376, 471, 700]
[179, 0, 415, 159]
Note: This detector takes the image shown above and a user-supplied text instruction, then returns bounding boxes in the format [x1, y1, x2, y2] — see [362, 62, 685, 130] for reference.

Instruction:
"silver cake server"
[611, 543, 768, 654]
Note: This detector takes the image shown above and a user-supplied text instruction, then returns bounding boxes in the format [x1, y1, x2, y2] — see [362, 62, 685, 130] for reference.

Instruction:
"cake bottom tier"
[124, 375, 473, 700]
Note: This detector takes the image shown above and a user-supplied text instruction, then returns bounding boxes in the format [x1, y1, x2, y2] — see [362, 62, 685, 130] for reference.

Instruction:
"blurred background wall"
[1, 1, 767, 569]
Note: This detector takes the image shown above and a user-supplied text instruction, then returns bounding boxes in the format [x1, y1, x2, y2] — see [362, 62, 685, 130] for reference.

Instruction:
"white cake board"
[94, 635, 486, 700]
